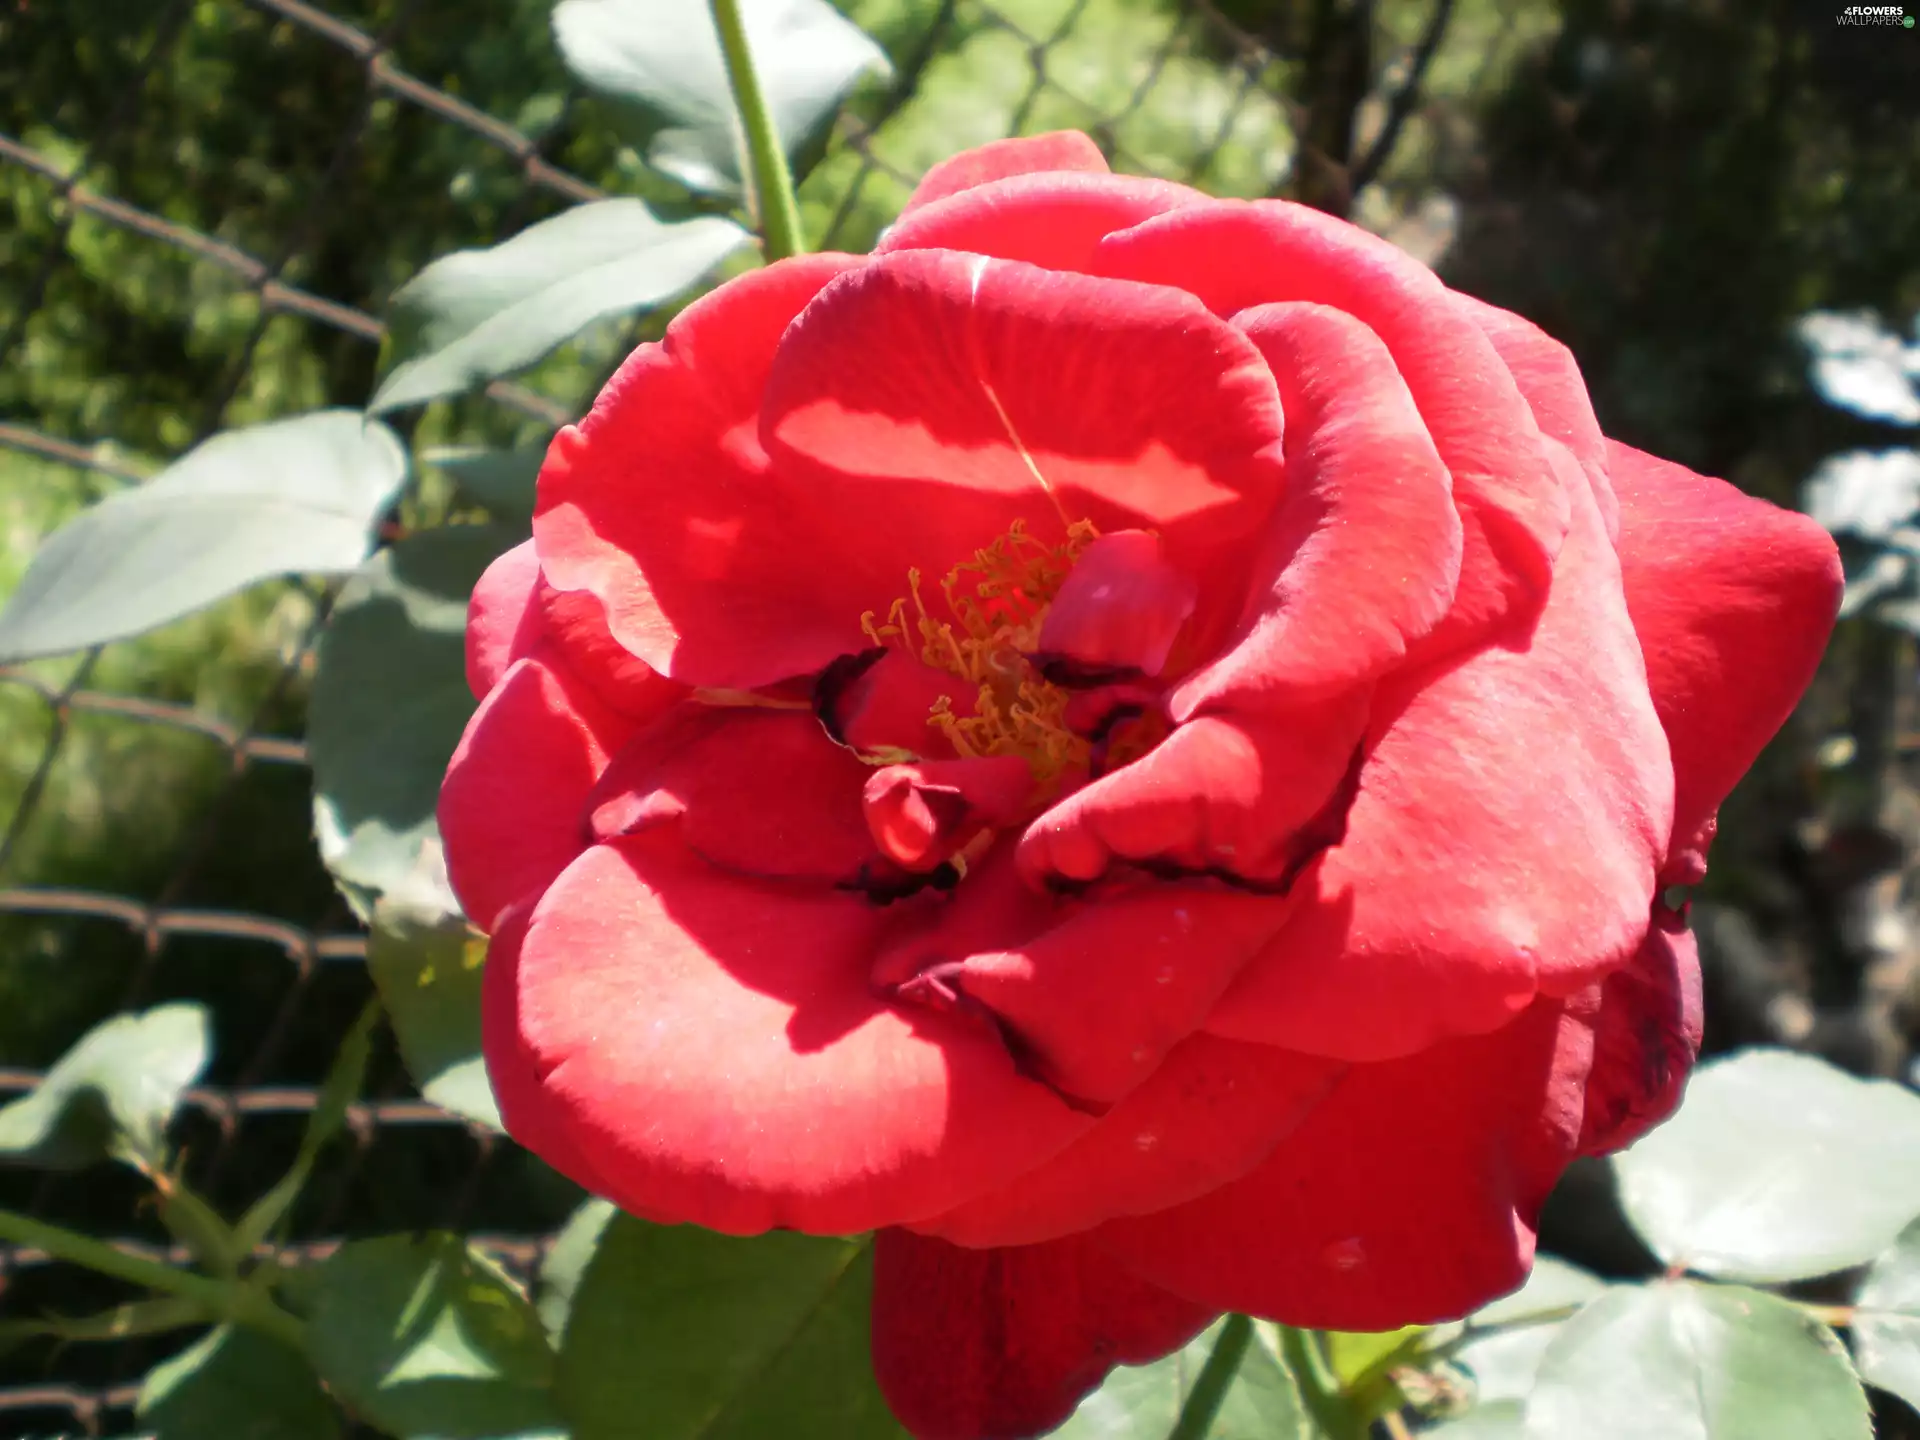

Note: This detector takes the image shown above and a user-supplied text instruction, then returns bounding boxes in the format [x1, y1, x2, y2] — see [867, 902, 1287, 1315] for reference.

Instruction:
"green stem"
[709, 0, 806, 259]
[0, 1206, 304, 1350]
[1280, 1328, 1370, 1440]
[1167, 1313, 1253, 1440]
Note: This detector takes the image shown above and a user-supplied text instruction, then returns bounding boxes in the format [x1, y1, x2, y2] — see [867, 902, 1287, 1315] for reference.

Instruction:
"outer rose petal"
[1608, 440, 1842, 871]
[1206, 463, 1672, 1060]
[465, 539, 543, 700]
[1096, 993, 1597, 1331]
[533, 253, 875, 690]
[460, 539, 682, 722]
[763, 248, 1285, 654]
[912, 1035, 1343, 1248]
[871, 1229, 1214, 1440]
[481, 903, 675, 1220]
[438, 655, 636, 930]
[538, 584, 684, 721]
[1094, 200, 1570, 647]
[492, 835, 1091, 1235]
[879, 172, 1204, 273]
[897, 131, 1111, 216]
[1577, 918, 1702, 1156]
[1455, 293, 1619, 540]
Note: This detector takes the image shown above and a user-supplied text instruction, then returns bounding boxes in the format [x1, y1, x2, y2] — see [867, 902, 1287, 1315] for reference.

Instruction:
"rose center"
[859, 518, 1100, 793]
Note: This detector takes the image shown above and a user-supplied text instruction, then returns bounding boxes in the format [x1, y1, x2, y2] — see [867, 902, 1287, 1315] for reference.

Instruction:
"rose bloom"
[440, 134, 1840, 1438]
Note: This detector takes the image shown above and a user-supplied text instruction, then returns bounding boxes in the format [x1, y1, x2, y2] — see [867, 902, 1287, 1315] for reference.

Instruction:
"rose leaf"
[551, 0, 888, 197]
[0, 410, 405, 662]
[308, 524, 520, 920]
[1854, 1217, 1920, 1412]
[369, 200, 748, 413]
[555, 1215, 905, 1439]
[1521, 1281, 1869, 1440]
[366, 900, 501, 1131]
[305, 1233, 565, 1439]
[0, 1003, 210, 1171]
[1053, 1316, 1312, 1438]
[138, 1324, 342, 1440]
[1612, 1048, 1920, 1284]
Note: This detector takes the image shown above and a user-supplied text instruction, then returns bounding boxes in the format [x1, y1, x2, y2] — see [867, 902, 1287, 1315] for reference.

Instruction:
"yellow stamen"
[862, 519, 1101, 790]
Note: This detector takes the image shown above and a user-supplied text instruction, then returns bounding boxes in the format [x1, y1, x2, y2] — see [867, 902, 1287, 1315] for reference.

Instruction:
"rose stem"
[708, 0, 807, 261]
[1166, 1312, 1254, 1440]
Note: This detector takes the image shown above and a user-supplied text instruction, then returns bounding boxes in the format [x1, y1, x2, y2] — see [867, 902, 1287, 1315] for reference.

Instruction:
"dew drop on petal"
[1324, 1237, 1366, 1272]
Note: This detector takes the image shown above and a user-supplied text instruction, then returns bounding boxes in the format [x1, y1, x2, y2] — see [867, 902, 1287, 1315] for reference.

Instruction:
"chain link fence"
[2, 0, 1902, 1433]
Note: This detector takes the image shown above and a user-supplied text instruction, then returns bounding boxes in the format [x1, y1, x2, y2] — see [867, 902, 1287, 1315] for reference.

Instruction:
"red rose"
[440, 133, 1840, 1439]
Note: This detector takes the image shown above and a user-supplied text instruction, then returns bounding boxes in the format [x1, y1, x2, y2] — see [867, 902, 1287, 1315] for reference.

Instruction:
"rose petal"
[1016, 301, 1468, 890]
[881, 171, 1205, 273]
[533, 253, 876, 690]
[492, 835, 1091, 1235]
[460, 539, 682, 723]
[538, 583, 685, 721]
[863, 757, 1032, 871]
[1608, 440, 1842, 873]
[1577, 919, 1702, 1156]
[1455, 293, 1619, 541]
[1096, 994, 1597, 1331]
[1205, 464, 1671, 1060]
[815, 648, 962, 760]
[898, 131, 1112, 216]
[1015, 703, 1367, 889]
[761, 247, 1285, 641]
[1173, 301, 1462, 714]
[1036, 530, 1197, 680]
[439, 655, 636, 930]
[1095, 200, 1570, 649]
[586, 706, 879, 884]
[481, 902, 677, 1222]
[871, 1229, 1214, 1440]
[914, 1034, 1343, 1247]
[465, 539, 544, 700]
[893, 875, 1304, 1107]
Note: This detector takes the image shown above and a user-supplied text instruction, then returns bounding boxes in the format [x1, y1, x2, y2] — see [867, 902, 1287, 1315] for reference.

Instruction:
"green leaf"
[1320, 1324, 1426, 1415]
[1854, 1216, 1920, 1411]
[1055, 1317, 1311, 1438]
[235, 998, 379, 1253]
[1451, 1257, 1608, 1406]
[534, 1198, 615, 1349]
[138, 1324, 342, 1440]
[1613, 1048, 1920, 1283]
[552, 0, 888, 196]
[1521, 1281, 1870, 1440]
[305, 1233, 564, 1439]
[0, 1003, 209, 1170]
[555, 1216, 903, 1439]
[309, 524, 518, 917]
[0, 411, 406, 661]
[424, 443, 552, 527]
[1324, 1327, 1427, 1389]
[370, 200, 748, 413]
[366, 903, 500, 1129]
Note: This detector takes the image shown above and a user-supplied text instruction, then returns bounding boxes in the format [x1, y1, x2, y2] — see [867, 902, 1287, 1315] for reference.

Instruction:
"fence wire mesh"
[3, 0, 1890, 1433]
